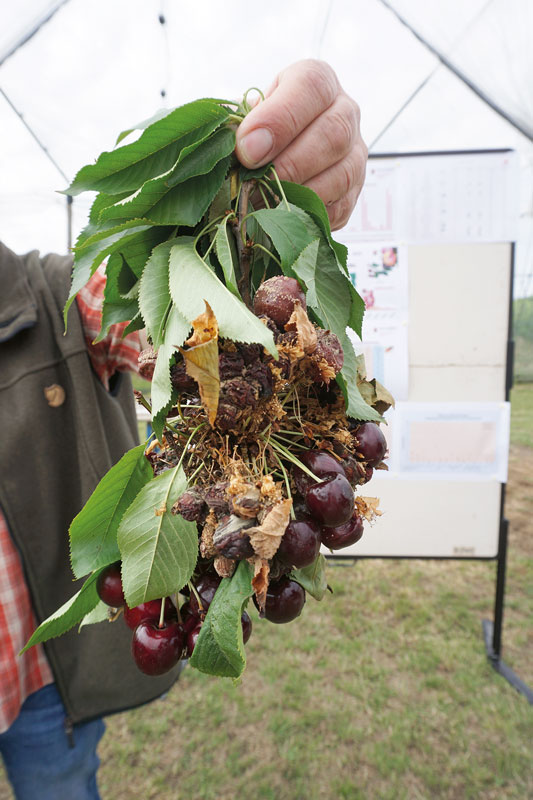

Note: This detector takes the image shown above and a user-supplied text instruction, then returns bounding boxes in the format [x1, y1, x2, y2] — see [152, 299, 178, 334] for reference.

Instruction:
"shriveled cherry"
[353, 422, 387, 467]
[253, 275, 306, 326]
[96, 562, 125, 608]
[124, 598, 175, 630]
[277, 518, 321, 568]
[320, 511, 364, 550]
[131, 619, 184, 676]
[305, 473, 354, 527]
[293, 449, 346, 495]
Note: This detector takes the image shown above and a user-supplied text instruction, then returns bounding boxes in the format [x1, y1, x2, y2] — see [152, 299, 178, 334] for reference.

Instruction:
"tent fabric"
[0, 0, 531, 295]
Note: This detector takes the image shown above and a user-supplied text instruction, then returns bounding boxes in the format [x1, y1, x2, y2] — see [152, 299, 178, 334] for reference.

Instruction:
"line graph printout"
[384, 402, 511, 482]
[346, 160, 401, 240]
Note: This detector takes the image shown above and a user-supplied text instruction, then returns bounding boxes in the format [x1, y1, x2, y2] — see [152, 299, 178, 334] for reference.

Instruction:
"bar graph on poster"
[332, 150, 518, 558]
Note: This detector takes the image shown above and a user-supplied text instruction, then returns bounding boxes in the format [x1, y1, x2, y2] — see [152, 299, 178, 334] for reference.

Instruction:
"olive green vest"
[0, 242, 181, 724]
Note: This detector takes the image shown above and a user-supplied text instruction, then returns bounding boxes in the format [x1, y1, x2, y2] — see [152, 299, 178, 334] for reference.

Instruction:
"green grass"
[2, 390, 532, 800]
[510, 383, 533, 448]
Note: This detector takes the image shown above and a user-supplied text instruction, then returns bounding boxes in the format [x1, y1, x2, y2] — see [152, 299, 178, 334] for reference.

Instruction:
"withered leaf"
[181, 339, 220, 425]
[251, 557, 269, 613]
[285, 301, 317, 355]
[247, 498, 292, 560]
[185, 300, 218, 347]
[354, 495, 382, 522]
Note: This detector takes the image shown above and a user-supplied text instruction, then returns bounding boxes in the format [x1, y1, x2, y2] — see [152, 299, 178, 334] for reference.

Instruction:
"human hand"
[235, 59, 367, 231]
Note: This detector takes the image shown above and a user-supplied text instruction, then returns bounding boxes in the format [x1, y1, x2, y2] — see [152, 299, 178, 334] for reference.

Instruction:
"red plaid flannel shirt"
[0, 269, 141, 733]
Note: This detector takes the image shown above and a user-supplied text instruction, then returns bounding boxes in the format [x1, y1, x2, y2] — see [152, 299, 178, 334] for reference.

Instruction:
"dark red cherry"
[131, 619, 184, 676]
[186, 623, 202, 658]
[189, 573, 222, 615]
[241, 610, 252, 644]
[320, 511, 364, 550]
[292, 449, 346, 495]
[353, 422, 387, 467]
[96, 562, 125, 608]
[180, 602, 200, 635]
[277, 518, 321, 568]
[263, 577, 306, 624]
[124, 598, 175, 630]
[253, 275, 306, 326]
[305, 473, 354, 528]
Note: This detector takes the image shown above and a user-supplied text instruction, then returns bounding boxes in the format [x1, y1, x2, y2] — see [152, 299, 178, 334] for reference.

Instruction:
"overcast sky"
[1, 0, 531, 295]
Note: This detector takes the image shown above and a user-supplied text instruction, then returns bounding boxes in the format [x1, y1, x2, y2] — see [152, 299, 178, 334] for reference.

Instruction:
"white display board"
[331, 151, 516, 559]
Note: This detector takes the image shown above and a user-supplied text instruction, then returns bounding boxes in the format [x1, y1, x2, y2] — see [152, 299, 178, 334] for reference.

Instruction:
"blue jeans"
[0, 684, 105, 800]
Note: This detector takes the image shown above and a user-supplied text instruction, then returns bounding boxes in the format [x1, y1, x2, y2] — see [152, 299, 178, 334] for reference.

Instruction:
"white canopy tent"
[1, 0, 531, 296]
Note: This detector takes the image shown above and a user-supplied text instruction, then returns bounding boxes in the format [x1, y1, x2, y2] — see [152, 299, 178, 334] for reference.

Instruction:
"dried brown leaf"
[285, 301, 317, 355]
[185, 301, 218, 347]
[354, 495, 382, 522]
[247, 498, 292, 560]
[181, 339, 220, 426]
[251, 557, 269, 613]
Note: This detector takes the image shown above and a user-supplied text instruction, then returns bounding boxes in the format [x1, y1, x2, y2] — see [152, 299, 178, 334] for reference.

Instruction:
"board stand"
[482, 517, 533, 704]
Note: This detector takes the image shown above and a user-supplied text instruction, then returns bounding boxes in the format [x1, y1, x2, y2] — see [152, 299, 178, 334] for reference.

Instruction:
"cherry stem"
[270, 167, 290, 212]
[236, 180, 253, 308]
[270, 451, 296, 520]
[188, 581, 203, 613]
[265, 437, 321, 482]
[158, 598, 166, 628]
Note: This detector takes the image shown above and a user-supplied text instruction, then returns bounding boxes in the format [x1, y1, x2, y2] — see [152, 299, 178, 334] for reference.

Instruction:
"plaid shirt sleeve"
[75, 267, 142, 389]
[0, 268, 142, 733]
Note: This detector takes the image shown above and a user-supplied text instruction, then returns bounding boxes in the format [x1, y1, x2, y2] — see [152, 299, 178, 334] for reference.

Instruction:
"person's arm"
[235, 59, 367, 231]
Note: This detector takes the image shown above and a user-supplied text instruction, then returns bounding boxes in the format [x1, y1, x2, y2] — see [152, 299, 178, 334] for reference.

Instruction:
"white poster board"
[330, 151, 516, 559]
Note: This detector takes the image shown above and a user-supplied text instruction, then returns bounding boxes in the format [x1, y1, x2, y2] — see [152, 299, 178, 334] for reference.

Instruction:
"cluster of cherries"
[265, 422, 387, 625]
[96, 562, 251, 676]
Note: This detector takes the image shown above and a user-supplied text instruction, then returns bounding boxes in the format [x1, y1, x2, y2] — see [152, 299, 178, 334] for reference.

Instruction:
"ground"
[1, 387, 531, 800]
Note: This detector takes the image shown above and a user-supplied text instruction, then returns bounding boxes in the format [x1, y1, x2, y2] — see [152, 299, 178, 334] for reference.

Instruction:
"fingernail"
[239, 128, 273, 166]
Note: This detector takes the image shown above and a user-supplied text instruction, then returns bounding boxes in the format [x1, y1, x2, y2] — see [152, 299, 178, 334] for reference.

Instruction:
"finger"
[272, 93, 360, 186]
[235, 59, 339, 169]
[303, 144, 367, 208]
[326, 188, 360, 231]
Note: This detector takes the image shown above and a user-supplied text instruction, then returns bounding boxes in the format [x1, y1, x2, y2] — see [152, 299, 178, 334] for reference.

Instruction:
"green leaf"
[291, 554, 328, 600]
[150, 305, 192, 421]
[69, 444, 153, 578]
[189, 561, 253, 678]
[115, 107, 175, 146]
[138, 239, 177, 348]
[21, 568, 105, 653]
[101, 129, 235, 225]
[63, 224, 152, 325]
[208, 177, 232, 223]
[117, 465, 198, 607]
[169, 237, 276, 356]
[239, 162, 274, 181]
[64, 100, 230, 196]
[337, 334, 383, 422]
[276, 180, 349, 271]
[250, 207, 314, 269]
[214, 216, 240, 297]
[78, 601, 110, 630]
[89, 191, 133, 223]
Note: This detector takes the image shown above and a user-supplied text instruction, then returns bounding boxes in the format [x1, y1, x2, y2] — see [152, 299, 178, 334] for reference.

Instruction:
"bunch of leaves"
[24, 92, 384, 678]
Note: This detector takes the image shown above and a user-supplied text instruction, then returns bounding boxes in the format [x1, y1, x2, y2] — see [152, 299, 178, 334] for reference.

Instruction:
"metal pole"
[67, 195, 73, 253]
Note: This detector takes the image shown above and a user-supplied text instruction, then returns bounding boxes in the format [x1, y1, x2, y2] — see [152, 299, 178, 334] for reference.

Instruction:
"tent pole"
[376, 0, 533, 143]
